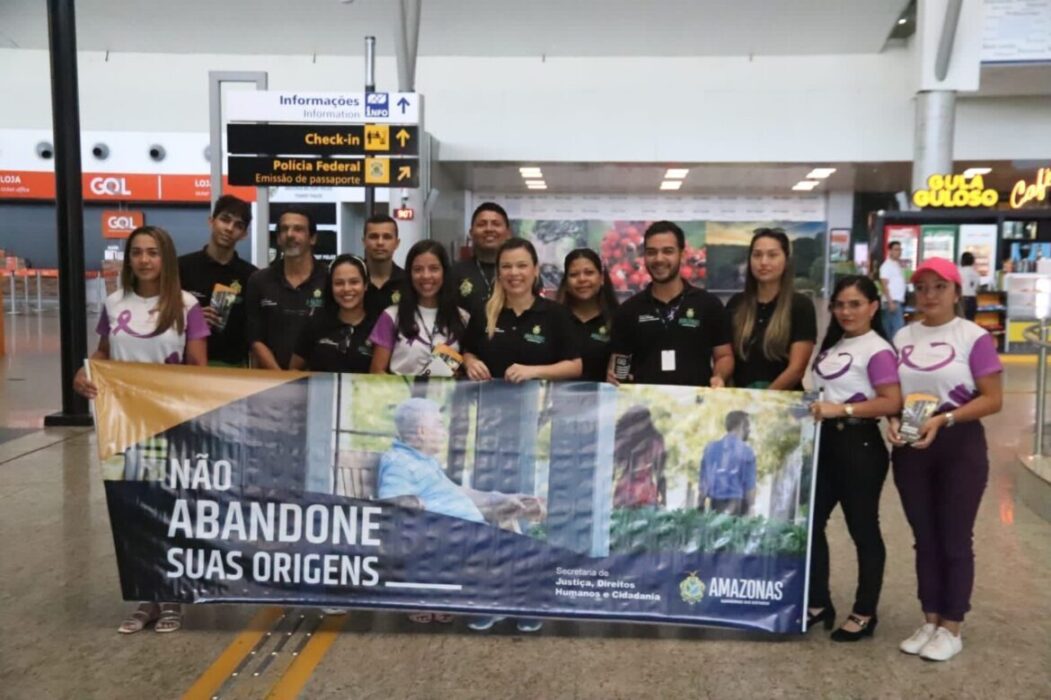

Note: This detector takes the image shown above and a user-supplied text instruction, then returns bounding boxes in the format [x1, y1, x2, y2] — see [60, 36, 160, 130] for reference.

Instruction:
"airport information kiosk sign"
[225, 91, 421, 188]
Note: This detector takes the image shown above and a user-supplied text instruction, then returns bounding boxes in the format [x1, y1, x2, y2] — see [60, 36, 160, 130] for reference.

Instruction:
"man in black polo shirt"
[178, 195, 258, 366]
[362, 214, 406, 317]
[244, 208, 328, 370]
[451, 202, 513, 317]
[608, 221, 733, 387]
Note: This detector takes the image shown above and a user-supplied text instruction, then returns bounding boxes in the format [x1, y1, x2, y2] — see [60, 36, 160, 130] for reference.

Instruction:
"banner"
[91, 361, 819, 634]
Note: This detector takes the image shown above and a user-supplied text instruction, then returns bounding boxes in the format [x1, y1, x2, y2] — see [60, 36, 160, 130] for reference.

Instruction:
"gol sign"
[101, 210, 145, 238]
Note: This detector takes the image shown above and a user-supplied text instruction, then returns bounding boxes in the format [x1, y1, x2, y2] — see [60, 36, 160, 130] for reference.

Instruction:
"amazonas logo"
[679, 572, 705, 605]
[707, 577, 784, 603]
[524, 324, 546, 344]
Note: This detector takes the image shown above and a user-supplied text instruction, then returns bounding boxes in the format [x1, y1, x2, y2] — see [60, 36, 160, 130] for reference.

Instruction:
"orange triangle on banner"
[89, 360, 310, 459]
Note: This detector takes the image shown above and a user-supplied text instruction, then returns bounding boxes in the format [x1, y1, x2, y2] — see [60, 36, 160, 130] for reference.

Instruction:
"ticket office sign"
[227, 156, 419, 188]
[92, 363, 818, 634]
[227, 123, 419, 157]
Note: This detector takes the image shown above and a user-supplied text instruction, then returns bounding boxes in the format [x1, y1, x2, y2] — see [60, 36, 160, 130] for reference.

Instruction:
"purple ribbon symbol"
[899, 342, 956, 372]
[814, 351, 853, 380]
[112, 310, 150, 338]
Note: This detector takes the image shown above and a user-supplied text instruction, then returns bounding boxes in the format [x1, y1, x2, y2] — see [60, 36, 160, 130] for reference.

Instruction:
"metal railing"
[1024, 320, 1051, 457]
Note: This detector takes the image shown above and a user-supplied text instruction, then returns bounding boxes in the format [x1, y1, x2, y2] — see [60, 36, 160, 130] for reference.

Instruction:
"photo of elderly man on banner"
[91, 361, 818, 634]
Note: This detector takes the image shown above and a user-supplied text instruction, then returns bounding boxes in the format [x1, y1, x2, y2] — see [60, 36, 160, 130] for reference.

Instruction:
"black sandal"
[830, 613, 878, 642]
[807, 605, 836, 631]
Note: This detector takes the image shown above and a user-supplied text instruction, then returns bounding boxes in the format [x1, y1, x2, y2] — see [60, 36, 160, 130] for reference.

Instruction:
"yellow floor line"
[264, 613, 348, 700]
[182, 606, 285, 700]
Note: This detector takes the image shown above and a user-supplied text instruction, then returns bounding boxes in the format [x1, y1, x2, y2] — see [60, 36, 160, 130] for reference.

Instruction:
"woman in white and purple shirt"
[73, 225, 208, 635]
[807, 275, 902, 642]
[889, 257, 1003, 662]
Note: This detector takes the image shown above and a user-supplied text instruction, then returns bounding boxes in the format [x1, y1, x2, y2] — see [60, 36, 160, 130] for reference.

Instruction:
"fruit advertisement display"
[516, 219, 706, 296]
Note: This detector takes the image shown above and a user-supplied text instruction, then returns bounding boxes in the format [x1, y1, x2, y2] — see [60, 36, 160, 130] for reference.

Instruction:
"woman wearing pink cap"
[888, 257, 1003, 661]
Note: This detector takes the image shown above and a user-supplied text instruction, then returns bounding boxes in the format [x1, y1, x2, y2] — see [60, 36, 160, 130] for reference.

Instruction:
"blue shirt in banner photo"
[699, 434, 757, 500]
[377, 440, 485, 523]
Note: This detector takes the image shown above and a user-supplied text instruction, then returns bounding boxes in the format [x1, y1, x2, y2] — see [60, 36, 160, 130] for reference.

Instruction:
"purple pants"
[892, 422, 988, 622]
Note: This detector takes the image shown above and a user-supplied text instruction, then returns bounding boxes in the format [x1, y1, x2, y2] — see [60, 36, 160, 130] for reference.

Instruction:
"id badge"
[661, 350, 676, 372]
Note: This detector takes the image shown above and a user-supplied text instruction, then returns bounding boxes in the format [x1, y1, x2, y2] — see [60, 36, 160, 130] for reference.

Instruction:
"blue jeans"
[882, 303, 905, 343]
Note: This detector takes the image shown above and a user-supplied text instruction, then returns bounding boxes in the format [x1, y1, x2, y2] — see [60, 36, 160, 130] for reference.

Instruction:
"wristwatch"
[844, 404, 854, 418]
[944, 411, 956, 427]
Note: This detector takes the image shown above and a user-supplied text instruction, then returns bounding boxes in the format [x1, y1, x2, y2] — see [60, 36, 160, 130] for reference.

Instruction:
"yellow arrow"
[397, 165, 412, 182]
[395, 129, 411, 147]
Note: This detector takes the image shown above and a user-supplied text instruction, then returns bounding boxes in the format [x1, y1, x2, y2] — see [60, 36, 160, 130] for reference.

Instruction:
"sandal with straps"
[118, 603, 159, 634]
[155, 603, 183, 634]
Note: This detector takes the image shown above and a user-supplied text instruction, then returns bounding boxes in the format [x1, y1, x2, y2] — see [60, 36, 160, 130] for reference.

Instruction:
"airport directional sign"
[227, 123, 419, 157]
[228, 155, 419, 188]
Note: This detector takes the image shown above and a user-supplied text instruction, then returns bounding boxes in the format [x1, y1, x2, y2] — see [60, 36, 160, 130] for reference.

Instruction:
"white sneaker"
[919, 626, 963, 661]
[899, 623, 937, 654]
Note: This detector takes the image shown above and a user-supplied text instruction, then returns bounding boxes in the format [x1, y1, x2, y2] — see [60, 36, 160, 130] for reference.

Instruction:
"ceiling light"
[660, 181, 683, 191]
[665, 168, 689, 179]
[898, 18, 907, 25]
[792, 180, 820, 191]
[525, 180, 546, 187]
[963, 167, 992, 178]
[519, 167, 543, 178]
[806, 168, 836, 179]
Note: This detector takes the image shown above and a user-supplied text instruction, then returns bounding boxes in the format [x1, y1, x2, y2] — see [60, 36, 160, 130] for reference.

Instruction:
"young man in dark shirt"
[177, 195, 258, 366]
[362, 214, 406, 318]
[244, 208, 328, 370]
[450, 202, 513, 316]
[608, 221, 733, 388]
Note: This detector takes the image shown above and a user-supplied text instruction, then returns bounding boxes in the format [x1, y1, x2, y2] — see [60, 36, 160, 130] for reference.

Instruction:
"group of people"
[71, 195, 1001, 660]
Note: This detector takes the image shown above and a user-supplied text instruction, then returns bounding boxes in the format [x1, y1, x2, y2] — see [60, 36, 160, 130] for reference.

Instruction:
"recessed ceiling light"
[519, 167, 543, 178]
[525, 180, 546, 187]
[665, 168, 689, 179]
[806, 168, 836, 179]
[660, 181, 683, 191]
[898, 18, 907, 25]
[963, 167, 992, 178]
[792, 180, 820, 191]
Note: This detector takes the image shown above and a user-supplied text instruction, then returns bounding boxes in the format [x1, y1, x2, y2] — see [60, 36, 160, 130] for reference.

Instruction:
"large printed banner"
[91, 361, 818, 634]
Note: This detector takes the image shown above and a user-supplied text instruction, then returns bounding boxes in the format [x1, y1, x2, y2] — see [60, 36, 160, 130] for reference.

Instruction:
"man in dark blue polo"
[698, 410, 757, 516]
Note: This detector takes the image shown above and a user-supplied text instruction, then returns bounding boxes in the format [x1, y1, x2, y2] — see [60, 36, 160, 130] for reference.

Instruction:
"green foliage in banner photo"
[609, 508, 807, 556]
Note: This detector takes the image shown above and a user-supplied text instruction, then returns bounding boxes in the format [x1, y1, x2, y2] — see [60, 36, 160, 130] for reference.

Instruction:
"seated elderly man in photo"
[377, 398, 545, 524]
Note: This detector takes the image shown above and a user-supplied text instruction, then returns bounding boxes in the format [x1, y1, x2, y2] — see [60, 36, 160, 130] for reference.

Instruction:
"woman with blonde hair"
[74, 225, 209, 634]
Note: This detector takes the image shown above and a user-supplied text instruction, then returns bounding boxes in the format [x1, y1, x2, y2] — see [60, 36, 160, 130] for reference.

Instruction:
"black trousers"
[808, 421, 889, 616]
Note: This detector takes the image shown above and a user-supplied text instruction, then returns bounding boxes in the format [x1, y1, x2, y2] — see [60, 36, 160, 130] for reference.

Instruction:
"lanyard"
[415, 309, 441, 352]
[476, 258, 495, 297]
[652, 296, 685, 330]
[338, 324, 357, 354]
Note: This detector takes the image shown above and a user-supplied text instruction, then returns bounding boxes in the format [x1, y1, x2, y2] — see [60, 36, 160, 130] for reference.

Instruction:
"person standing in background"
[959, 252, 981, 321]
[880, 241, 906, 340]
[727, 228, 816, 390]
[361, 214, 406, 319]
[556, 248, 620, 383]
[178, 195, 257, 366]
[451, 202, 513, 317]
[244, 208, 328, 370]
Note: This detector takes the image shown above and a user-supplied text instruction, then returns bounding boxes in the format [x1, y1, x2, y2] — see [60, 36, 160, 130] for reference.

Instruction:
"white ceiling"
[446, 160, 1040, 195]
[0, 0, 910, 57]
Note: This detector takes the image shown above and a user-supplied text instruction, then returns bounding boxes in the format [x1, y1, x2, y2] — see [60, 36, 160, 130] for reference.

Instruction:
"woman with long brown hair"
[556, 248, 620, 383]
[727, 228, 816, 390]
[74, 225, 209, 634]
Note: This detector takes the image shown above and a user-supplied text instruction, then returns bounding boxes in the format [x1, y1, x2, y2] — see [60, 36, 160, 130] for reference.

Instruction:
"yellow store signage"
[912, 174, 999, 208]
[1010, 168, 1051, 209]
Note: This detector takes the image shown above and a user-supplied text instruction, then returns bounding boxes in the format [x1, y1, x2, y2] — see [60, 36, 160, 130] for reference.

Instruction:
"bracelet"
[944, 411, 955, 427]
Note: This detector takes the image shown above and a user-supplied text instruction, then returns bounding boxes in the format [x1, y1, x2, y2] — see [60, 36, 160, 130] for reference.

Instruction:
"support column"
[44, 0, 91, 426]
[393, 0, 426, 255]
[911, 90, 956, 193]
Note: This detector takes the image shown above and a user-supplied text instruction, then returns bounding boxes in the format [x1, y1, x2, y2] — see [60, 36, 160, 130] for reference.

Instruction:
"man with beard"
[451, 202, 513, 316]
[178, 195, 258, 366]
[245, 208, 328, 369]
[607, 220, 733, 387]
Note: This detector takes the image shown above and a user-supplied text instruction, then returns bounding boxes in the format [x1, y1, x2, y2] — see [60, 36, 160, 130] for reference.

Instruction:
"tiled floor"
[1, 312, 1049, 699]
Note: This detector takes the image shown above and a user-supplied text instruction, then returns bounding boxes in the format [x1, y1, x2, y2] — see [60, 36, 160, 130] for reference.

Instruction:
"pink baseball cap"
[913, 257, 962, 286]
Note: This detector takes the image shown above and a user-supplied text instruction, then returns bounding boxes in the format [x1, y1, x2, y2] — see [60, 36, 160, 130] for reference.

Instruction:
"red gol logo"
[394, 207, 415, 221]
[101, 210, 145, 238]
[89, 176, 132, 196]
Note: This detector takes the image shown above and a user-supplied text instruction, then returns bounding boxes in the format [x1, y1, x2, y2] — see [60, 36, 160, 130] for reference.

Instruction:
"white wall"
[1, 46, 1048, 164]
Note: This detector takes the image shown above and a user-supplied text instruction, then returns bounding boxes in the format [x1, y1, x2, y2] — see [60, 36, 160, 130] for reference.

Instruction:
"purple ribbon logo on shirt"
[112, 310, 151, 338]
[813, 351, 853, 380]
[899, 342, 956, 372]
